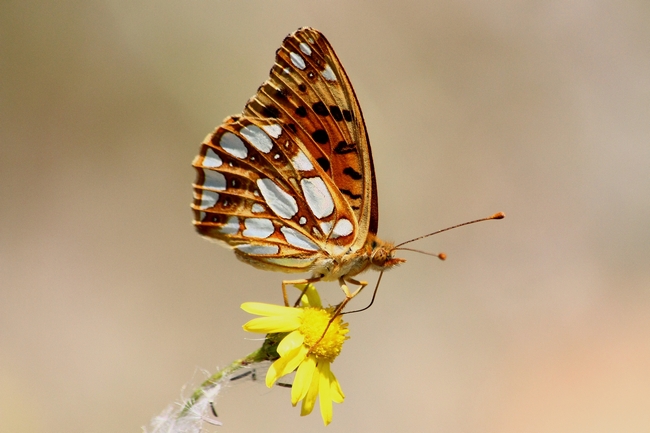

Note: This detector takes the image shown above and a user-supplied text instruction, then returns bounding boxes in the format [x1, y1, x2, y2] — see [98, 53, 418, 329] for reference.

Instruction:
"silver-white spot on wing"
[291, 150, 314, 171]
[319, 221, 333, 235]
[243, 218, 275, 238]
[280, 227, 319, 251]
[202, 147, 222, 168]
[220, 215, 239, 234]
[330, 218, 353, 239]
[290, 52, 306, 70]
[201, 169, 226, 191]
[220, 132, 248, 158]
[321, 64, 336, 82]
[262, 124, 282, 139]
[299, 216, 307, 225]
[264, 257, 315, 268]
[257, 178, 298, 219]
[241, 125, 273, 153]
[299, 42, 312, 56]
[301, 177, 334, 219]
[236, 244, 279, 255]
[251, 203, 265, 214]
[198, 190, 219, 209]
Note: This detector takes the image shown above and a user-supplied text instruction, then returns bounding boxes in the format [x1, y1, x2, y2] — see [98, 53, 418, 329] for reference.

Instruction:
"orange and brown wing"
[191, 28, 377, 272]
[242, 27, 378, 247]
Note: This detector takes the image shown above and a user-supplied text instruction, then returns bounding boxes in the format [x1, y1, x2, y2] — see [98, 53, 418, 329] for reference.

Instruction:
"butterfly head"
[368, 237, 406, 271]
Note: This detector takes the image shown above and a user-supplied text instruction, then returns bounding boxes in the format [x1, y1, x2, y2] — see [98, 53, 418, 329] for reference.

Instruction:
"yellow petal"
[277, 330, 304, 356]
[242, 315, 301, 333]
[291, 355, 316, 405]
[300, 359, 321, 417]
[318, 362, 333, 426]
[329, 368, 345, 404]
[241, 302, 299, 317]
[294, 283, 322, 308]
[265, 344, 308, 387]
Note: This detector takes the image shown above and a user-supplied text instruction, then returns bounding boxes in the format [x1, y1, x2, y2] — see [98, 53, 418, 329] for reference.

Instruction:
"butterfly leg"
[344, 277, 369, 300]
[281, 277, 323, 307]
[330, 277, 368, 317]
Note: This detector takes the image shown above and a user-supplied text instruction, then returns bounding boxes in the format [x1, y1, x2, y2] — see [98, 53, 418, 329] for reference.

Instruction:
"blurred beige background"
[2, 1, 650, 432]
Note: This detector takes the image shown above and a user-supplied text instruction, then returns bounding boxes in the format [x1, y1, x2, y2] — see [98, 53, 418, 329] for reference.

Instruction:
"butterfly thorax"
[311, 235, 405, 281]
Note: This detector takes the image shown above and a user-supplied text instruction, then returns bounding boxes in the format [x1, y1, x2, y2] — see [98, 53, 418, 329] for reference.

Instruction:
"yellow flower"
[241, 284, 348, 426]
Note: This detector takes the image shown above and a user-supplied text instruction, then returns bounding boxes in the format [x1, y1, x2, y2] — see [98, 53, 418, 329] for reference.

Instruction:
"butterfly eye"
[370, 248, 388, 267]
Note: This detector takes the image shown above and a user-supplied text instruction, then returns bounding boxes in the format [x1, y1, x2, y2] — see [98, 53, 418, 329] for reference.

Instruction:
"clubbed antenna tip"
[395, 210, 506, 248]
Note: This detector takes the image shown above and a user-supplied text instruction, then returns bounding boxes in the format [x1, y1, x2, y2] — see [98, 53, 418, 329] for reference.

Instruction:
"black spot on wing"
[343, 167, 362, 180]
[298, 83, 307, 92]
[287, 123, 297, 133]
[329, 106, 343, 121]
[334, 141, 356, 154]
[312, 129, 329, 144]
[262, 105, 280, 118]
[312, 102, 329, 116]
[295, 106, 307, 117]
[342, 109, 353, 122]
[316, 157, 330, 172]
[340, 188, 362, 200]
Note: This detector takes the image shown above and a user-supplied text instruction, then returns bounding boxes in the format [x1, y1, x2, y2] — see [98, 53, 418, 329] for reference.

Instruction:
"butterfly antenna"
[394, 212, 505, 248]
[394, 247, 447, 260]
[341, 271, 385, 315]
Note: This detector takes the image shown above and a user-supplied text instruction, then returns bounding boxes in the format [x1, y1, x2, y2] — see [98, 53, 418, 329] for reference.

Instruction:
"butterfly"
[191, 27, 502, 311]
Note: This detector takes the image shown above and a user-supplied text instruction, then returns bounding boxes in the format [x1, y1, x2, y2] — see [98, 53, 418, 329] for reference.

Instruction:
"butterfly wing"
[243, 28, 379, 247]
[191, 28, 377, 272]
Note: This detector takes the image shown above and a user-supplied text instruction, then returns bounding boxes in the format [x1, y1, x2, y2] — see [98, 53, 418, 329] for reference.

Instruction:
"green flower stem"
[179, 333, 285, 418]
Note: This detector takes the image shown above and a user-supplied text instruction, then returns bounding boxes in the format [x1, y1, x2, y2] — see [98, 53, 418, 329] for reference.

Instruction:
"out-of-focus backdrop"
[2, 1, 649, 432]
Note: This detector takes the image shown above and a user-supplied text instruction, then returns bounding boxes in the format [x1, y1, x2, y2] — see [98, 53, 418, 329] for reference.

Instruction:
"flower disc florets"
[299, 307, 348, 362]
